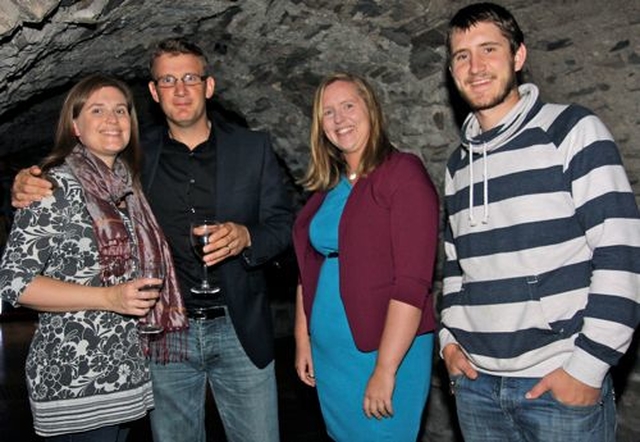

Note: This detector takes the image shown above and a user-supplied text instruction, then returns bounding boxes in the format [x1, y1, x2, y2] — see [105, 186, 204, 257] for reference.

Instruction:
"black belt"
[327, 252, 339, 258]
[186, 306, 226, 320]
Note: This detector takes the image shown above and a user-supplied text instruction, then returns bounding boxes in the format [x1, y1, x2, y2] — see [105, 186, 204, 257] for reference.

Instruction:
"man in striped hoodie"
[439, 3, 640, 441]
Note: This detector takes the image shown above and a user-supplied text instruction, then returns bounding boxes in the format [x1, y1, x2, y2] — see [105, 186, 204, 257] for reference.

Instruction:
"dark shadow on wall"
[612, 330, 640, 398]
[444, 67, 470, 131]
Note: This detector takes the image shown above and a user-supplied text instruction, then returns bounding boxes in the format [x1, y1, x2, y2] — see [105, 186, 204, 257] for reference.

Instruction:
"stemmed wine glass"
[137, 260, 165, 335]
[189, 219, 221, 295]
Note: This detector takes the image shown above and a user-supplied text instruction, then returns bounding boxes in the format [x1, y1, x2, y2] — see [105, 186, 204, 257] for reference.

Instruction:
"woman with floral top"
[0, 74, 187, 441]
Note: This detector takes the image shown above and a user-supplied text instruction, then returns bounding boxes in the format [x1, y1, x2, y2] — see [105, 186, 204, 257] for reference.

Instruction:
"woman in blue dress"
[293, 73, 440, 441]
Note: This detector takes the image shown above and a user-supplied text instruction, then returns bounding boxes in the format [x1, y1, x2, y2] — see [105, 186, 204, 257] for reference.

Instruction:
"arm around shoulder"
[11, 165, 53, 208]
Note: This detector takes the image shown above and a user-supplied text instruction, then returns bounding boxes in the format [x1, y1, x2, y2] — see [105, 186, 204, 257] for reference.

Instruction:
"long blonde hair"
[300, 72, 394, 191]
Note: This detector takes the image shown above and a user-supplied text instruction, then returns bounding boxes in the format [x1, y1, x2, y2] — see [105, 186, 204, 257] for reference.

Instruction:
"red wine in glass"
[137, 261, 165, 335]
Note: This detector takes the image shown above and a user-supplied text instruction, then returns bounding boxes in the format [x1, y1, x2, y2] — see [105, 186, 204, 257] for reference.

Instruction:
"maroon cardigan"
[293, 151, 440, 352]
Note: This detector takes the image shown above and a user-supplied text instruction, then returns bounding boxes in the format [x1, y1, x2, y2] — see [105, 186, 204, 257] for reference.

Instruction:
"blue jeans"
[149, 314, 279, 442]
[451, 372, 616, 442]
[45, 425, 128, 442]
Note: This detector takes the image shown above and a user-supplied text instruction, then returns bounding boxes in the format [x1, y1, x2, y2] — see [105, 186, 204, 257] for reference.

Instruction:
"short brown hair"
[149, 37, 208, 78]
[446, 2, 524, 62]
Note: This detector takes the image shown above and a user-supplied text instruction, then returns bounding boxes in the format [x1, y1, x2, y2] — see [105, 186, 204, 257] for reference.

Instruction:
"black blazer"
[140, 118, 293, 368]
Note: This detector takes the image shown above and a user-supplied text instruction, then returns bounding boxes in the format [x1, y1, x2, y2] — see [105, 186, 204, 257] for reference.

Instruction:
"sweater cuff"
[563, 347, 610, 388]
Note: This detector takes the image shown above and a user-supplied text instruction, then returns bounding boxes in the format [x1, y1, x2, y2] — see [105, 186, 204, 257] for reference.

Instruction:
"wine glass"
[137, 260, 165, 335]
[189, 219, 221, 295]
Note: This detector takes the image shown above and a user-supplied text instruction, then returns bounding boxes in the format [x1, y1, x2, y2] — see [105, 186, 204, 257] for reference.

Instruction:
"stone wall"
[0, 0, 639, 440]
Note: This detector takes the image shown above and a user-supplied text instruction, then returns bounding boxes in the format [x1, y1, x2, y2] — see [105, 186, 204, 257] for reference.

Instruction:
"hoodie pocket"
[526, 275, 566, 334]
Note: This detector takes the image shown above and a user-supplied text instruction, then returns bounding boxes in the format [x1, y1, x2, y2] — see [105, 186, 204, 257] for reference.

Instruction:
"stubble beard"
[463, 64, 519, 112]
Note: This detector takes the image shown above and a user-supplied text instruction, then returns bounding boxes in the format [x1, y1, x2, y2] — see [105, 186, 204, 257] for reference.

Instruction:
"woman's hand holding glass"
[105, 275, 162, 317]
[135, 261, 165, 334]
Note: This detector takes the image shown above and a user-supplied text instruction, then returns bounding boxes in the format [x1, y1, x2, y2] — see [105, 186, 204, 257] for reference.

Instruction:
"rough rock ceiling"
[1, 0, 639, 193]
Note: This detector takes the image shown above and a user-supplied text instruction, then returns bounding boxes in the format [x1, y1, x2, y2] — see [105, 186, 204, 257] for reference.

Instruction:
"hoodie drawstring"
[467, 143, 490, 227]
[468, 148, 476, 226]
[461, 84, 540, 228]
[482, 143, 489, 224]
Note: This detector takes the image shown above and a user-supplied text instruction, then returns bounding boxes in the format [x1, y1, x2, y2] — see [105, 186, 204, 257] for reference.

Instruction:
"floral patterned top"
[0, 165, 153, 437]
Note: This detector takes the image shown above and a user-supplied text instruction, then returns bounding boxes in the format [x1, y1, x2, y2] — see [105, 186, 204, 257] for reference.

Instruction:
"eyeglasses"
[154, 73, 207, 88]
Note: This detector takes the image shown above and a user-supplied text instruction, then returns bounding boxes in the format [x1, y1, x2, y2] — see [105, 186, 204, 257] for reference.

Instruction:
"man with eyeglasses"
[12, 37, 291, 442]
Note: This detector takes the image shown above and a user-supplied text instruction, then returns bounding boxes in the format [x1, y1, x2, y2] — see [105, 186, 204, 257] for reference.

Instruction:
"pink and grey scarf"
[65, 144, 188, 362]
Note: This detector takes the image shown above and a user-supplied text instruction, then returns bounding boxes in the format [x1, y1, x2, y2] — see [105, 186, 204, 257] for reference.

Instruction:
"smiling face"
[321, 80, 371, 168]
[449, 21, 526, 128]
[72, 86, 131, 168]
[148, 53, 214, 132]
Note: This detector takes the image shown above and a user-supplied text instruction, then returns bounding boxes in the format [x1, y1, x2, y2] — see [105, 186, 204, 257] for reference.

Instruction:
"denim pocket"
[535, 388, 613, 439]
[545, 390, 603, 413]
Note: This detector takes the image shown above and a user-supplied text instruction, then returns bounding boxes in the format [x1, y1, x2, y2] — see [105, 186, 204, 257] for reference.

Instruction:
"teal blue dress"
[309, 177, 433, 441]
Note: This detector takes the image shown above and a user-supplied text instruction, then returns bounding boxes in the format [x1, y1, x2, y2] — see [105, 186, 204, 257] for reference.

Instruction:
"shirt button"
[189, 179, 195, 184]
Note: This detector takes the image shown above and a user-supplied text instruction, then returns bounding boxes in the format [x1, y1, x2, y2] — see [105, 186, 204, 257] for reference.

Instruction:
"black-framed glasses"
[154, 73, 207, 88]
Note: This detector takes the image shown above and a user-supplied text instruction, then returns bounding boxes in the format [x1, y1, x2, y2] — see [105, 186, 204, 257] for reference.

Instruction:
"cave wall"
[1, 0, 639, 440]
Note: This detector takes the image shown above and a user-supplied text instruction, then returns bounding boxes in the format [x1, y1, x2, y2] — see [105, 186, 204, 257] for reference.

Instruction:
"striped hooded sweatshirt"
[439, 83, 640, 388]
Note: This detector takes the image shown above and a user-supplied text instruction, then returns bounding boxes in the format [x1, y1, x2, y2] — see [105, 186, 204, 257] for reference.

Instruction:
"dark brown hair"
[446, 2, 524, 62]
[40, 74, 141, 178]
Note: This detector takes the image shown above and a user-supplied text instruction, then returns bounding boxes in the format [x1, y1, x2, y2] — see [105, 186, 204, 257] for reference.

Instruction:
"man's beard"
[464, 66, 518, 112]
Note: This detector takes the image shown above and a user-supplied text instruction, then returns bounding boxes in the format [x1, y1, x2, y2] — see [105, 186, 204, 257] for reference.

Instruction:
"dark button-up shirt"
[146, 130, 220, 309]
